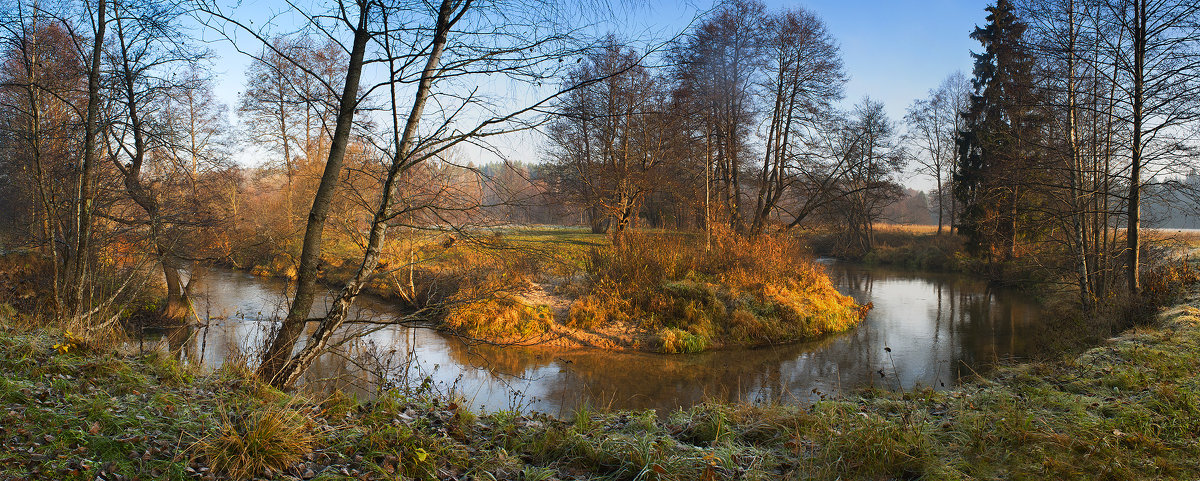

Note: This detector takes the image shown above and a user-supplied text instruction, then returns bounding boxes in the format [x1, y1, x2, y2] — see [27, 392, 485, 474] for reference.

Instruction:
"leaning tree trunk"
[266, 0, 461, 388]
[161, 259, 193, 359]
[257, 3, 373, 384]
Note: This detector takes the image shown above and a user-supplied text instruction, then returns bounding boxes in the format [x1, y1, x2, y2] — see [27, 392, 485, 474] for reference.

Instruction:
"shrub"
[568, 228, 864, 350]
[442, 281, 552, 340]
[567, 294, 619, 330]
[657, 327, 710, 354]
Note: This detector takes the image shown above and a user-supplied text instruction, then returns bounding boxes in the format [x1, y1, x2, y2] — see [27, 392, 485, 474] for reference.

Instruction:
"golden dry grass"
[871, 223, 941, 235]
[194, 402, 315, 479]
[567, 228, 864, 352]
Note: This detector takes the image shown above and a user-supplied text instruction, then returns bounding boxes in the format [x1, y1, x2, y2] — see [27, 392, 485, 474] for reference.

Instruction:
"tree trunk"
[1127, 0, 1145, 295]
[161, 261, 193, 359]
[1065, 0, 1092, 310]
[67, 0, 106, 321]
[23, 19, 62, 309]
[587, 205, 609, 234]
[268, 0, 462, 388]
[258, 2, 373, 385]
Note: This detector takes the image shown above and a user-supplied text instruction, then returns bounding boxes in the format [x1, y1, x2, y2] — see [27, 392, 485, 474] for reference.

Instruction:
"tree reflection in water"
[159, 264, 1049, 414]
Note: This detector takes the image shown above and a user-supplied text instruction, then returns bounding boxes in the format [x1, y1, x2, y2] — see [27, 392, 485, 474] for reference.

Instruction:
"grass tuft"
[194, 403, 315, 479]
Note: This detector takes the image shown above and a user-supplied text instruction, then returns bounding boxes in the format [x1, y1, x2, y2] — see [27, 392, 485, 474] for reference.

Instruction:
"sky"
[202, 0, 994, 189]
[622, 0, 990, 120]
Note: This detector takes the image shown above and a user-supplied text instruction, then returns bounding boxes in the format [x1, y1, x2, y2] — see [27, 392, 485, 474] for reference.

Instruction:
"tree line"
[0, 0, 1197, 388]
[947, 0, 1200, 307]
[545, 0, 911, 251]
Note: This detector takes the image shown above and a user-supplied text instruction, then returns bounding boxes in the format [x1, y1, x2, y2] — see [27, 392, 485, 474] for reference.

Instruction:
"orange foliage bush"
[569, 227, 864, 352]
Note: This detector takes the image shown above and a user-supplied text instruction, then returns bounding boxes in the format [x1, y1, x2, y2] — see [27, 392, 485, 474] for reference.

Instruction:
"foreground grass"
[4, 287, 1200, 479]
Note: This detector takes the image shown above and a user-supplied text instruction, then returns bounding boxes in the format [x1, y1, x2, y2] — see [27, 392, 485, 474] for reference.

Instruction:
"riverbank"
[807, 223, 1200, 274]
[803, 224, 970, 273]
[225, 227, 866, 354]
[3, 286, 1198, 479]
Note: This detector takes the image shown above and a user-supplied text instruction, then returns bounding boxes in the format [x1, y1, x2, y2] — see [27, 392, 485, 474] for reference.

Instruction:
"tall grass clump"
[442, 282, 553, 340]
[570, 228, 865, 352]
[195, 403, 315, 479]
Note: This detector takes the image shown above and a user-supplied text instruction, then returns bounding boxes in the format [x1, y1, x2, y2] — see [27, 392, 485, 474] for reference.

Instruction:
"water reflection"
[165, 263, 1047, 414]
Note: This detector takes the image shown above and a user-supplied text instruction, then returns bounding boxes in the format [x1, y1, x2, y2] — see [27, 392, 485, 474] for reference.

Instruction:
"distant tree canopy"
[545, 0, 912, 246]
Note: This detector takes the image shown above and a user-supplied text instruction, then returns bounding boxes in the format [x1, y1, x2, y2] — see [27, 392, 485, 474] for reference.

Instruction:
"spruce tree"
[954, 0, 1042, 262]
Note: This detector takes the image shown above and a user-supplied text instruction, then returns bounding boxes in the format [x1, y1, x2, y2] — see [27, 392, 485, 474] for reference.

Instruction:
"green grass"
[0, 331, 218, 480]
[5, 286, 1200, 479]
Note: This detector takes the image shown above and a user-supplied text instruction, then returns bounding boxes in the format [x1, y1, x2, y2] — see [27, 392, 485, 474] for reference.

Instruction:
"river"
[167, 262, 1047, 414]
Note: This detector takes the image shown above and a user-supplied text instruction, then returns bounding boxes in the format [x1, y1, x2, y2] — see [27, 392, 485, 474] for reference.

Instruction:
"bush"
[442, 281, 552, 340]
[657, 327, 710, 354]
[569, 228, 864, 350]
[567, 294, 622, 330]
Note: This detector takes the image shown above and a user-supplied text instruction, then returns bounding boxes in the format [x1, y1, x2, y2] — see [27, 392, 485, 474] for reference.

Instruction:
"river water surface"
[173, 262, 1047, 414]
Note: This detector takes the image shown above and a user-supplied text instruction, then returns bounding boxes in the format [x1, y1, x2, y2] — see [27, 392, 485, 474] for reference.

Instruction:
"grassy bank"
[230, 227, 865, 353]
[3, 285, 1199, 479]
[804, 224, 970, 272]
[553, 230, 863, 353]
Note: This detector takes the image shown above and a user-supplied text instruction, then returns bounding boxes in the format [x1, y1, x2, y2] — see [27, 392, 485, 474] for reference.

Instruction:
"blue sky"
[203, 0, 994, 187]
[611, 0, 990, 119]
[790, 0, 989, 117]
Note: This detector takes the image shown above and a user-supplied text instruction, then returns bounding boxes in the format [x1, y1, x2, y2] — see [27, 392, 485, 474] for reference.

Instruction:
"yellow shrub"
[573, 229, 865, 350]
[443, 282, 552, 340]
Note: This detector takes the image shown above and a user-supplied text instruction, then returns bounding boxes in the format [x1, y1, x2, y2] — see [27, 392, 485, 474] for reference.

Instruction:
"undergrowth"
[569, 229, 865, 352]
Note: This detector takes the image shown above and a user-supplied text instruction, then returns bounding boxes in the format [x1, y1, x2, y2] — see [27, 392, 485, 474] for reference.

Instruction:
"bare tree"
[103, 0, 215, 334]
[748, 7, 845, 235]
[0, 5, 86, 309]
[546, 37, 670, 245]
[162, 67, 232, 186]
[1097, 0, 1200, 294]
[67, 0, 107, 322]
[905, 71, 969, 235]
[200, 0, 590, 387]
[229, 0, 376, 386]
[238, 37, 307, 226]
[673, 0, 767, 232]
[822, 98, 906, 252]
